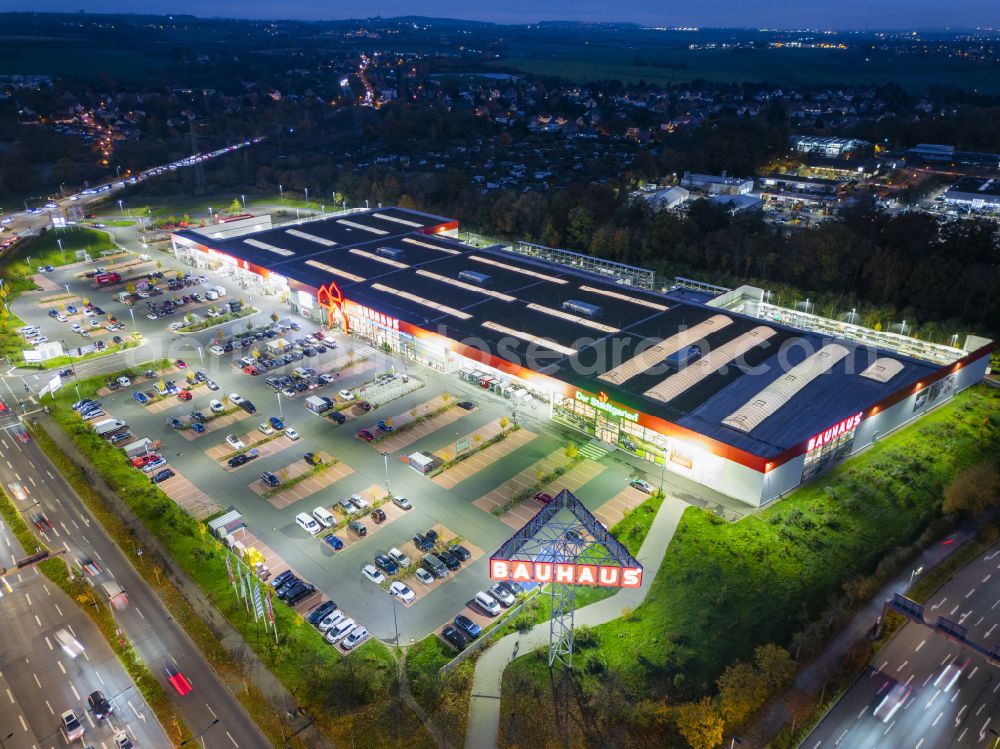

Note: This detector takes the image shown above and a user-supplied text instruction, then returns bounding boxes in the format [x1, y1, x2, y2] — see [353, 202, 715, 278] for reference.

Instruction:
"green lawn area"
[44, 361, 437, 749]
[498, 386, 1000, 747]
[15, 227, 116, 271]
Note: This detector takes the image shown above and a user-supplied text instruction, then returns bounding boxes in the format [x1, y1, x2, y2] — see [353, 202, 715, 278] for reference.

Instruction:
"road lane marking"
[57, 661, 65, 674]
[932, 712, 943, 727]
[923, 673, 934, 687]
[226, 730, 238, 747]
[17, 714, 26, 731]
[980, 717, 991, 740]
[915, 739, 924, 748]
[956, 704, 968, 725]
[27, 476, 35, 487]
[951, 688, 962, 703]
[983, 574, 991, 583]
[95, 671, 104, 686]
[206, 703, 217, 718]
[44, 636, 52, 651]
[975, 616, 984, 626]
[883, 720, 895, 735]
[905, 675, 915, 687]
[84, 710, 94, 728]
[25, 592, 31, 606]
[970, 666, 979, 680]
[134, 606, 145, 620]
[54, 603, 62, 617]
[5, 688, 12, 703]
[43, 698, 52, 714]
[856, 706, 867, 719]
[33, 673, 41, 688]
[992, 599, 1000, 611]
[69, 684, 79, 701]
[950, 604, 960, 616]
[896, 660, 909, 672]
[966, 588, 976, 599]
[46, 471, 54, 480]
[915, 640, 925, 652]
[958, 727, 968, 742]
[42, 584, 50, 596]
[33, 614, 41, 628]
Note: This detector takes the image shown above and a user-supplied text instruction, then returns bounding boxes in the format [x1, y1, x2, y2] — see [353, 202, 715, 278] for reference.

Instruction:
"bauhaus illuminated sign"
[574, 390, 639, 423]
[489, 558, 642, 588]
[807, 412, 862, 452]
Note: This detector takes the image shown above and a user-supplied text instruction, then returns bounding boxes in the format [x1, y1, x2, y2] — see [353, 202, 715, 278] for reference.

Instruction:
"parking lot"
[14, 245, 652, 650]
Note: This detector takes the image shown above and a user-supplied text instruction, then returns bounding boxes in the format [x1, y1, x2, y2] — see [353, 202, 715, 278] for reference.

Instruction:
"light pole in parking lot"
[180, 719, 221, 746]
[240, 194, 246, 209]
[388, 591, 399, 646]
[278, 184, 283, 199]
[304, 187, 309, 205]
[380, 450, 391, 496]
[117, 199, 124, 215]
[0, 730, 14, 747]
[276, 392, 283, 417]
[128, 307, 135, 332]
[57, 238, 64, 262]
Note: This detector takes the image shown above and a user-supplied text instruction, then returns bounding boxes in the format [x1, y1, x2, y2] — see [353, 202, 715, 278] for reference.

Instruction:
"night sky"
[4, 0, 994, 29]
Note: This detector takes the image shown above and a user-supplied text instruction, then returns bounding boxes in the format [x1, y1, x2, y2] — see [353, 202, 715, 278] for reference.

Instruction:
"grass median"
[42, 360, 436, 749]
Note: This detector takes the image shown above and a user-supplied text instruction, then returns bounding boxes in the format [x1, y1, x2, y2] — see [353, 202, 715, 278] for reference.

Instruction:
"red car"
[31, 513, 53, 532]
[357, 401, 372, 412]
[131, 453, 161, 468]
[176, 391, 192, 401]
[175, 360, 187, 368]
[165, 664, 192, 695]
[243, 366, 259, 376]
[533, 492, 553, 505]
[357, 429, 375, 443]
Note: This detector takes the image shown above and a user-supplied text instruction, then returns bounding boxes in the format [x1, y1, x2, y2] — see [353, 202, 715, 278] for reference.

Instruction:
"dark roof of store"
[179, 209, 943, 459]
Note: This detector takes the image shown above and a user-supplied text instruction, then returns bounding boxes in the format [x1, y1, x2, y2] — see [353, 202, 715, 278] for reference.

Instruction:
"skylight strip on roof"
[599, 315, 733, 385]
[285, 228, 337, 247]
[481, 321, 577, 356]
[526, 302, 620, 334]
[415, 269, 515, 301]
[470, 255, 568, 285]
[644, 327, 777, 404]
[722, 343, 850, 434]
[244, 238, 294, 257]
[337, 219, 389, 235]
[859, 357, 904, 383]
[579, 285, 669, 311]
[304, 259, 365, 283]
[370, 283, 471, 320]
[403, 237, 461, 255]
[372, 212, 424, 228]
[349, 248, 410, 268]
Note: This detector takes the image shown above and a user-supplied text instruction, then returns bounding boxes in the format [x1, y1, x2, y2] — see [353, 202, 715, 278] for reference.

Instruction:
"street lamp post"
[128, 307, 136, 332]
[0, 729, 14, 747]
[117, 199, 124, 215]
[65, 283, 70, 296]
[910, 566, 924, 585]
[276, 392, 283, 418]
[304, 187, 309, 205]
[278, 184, 283, 199]
[180, 719, 221, 746]
[380, 451, 391, 495]
[57, 238, 64, 262]
[241, 194, 246, 209]
[389, 592, 399, 646]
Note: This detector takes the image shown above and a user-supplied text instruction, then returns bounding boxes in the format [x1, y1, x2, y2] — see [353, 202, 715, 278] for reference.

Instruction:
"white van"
[204, 289, 219, 301]
[295, 512, 321, 535]
[475, 591, 501, 616]
[54, 628, 85, 658]
[312, 507, 336, 528]
[214, 285, 227, 297]
[117, 376, 131, 387]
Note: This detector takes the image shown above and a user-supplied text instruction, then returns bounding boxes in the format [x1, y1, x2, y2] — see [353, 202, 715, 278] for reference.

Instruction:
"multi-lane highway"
[804, 543, 1000, 749]
[0, 406, 271, 749]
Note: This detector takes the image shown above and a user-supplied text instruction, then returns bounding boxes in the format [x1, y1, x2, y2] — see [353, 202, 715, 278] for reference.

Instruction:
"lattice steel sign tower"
[489, 489, 643, 669]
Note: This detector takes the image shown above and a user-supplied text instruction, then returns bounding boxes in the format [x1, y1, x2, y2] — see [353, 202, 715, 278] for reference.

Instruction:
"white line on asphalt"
[942, 655, 952, 666]
[84, 710, 94, 728]
[46, 470, 54, 480]
[994, 681, 1000, 694]
[63, 542, 70, 555]
[916, 738, 924, 748]
[33, 614, 41, 628]
[896, 660, 909, 672]
[44, 636, 52, 651]
[54, 603, 62, 617]
[25, 592, 31, 606]
[883, 720, 895, 735]
[95, 671, 104, 686]
[27, 476, 35, 487]
[992, 599, 1000, 610]
[17, 714, 26, 731]
[958, 727, 968, 742]
[983, 574, 991, 583]
[905, 674, 915, 687]
[876, 661, 888, 674]
[956, 704, 968, 725]
[57, 661, 65, 674]
[82, 649, 89, 661]
[70, 684, 79, 701]
[43, 698, 52, 714]
[206, 704, 217, 718]
[13, 472, 19, 481]
[980, 717, 991, 740]
[226, 730, 238, 747]
[5, 688, 12, 703]
[915, 640, 925, 652]
[923, 673, 934, 687]
[986, 551, 998, 561]
[856, 706, 867, 720]
[835, 728, 848, 745]
[950, 604, 960, 616]
[67, 624, 76, 636]
[951, 689, 962, 704]
[926, 689, 941, 709]
[933, 712, 944, 728]
[976, 703, 986, 716]
[976, 616, 984, 626]
[71, 519, 78, 529]
[42, 584, 50, 597]
[169, 655, 177, 666]
[810, 742, 821, 749]
[970, 666, 979, 680]
[134, 606, 144, 620]
[966, 588, 976, 599]
[33, 673, 41, 688]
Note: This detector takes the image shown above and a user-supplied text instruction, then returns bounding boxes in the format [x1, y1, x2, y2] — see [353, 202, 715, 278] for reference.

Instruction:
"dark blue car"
[323, 533, 344, 551]
[306, 600, 337, 626]
[454, 614, 481, 639]
[133, 392, 149, 404]
[191, 423, 206, 434]
[269, 416, 285, 430]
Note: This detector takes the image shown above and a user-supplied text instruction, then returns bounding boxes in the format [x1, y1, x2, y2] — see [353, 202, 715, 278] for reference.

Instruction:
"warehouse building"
[171, 208, 992, 507]
[943, 177, 1000, 210]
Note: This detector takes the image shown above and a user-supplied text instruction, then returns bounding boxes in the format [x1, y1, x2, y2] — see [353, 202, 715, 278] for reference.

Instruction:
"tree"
[754, 643, 796, 692]
[126, 282, 137, 295]
[270, 312, 279, 323]
[716, 661, 767, 728]
[943, 461, 1000, 516]
[228, 198, 242, 213]
[565, 442, 579, 459]
[674, 697, 724, 749]
[499, 415, 510, 434]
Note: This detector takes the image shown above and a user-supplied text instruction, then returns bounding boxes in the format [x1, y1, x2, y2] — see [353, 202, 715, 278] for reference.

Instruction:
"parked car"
[457, 401, 475, 410]
[323, 533, 344, 551]
[258, 422, 274, 435]
[374, 554, 399, 576]
[630, 479, 654, 493]
[342, 626, 369, 651]
[412, 533, 434, 551]
[533, 492, 553, 504]
[362, 564, 385, 584]
[225, 434, 245, 450]
[454, 614, 481, 639]
[392, 496, 413, 510]
[177, 390, 192, 401]
[269, 416, 285, 430]
[371, 508, 387, 524]
[356, 428, 375, 442]
[150, 468, 175, 484]
[260, 471, 280, 488]
[475, 591, 502, 616]
[414, 568, 435, 586]
[209, 399, 224, 413]
[449, 544, 472, 562]
[490, 582, 517, 607]
[306, 600, 337, 626]
[441, 625, 467, 650]
[285, 428, 300, 440]
[348, 520, 367, 537]
[61, 709, 85, 741]
[436, 550, 461, 571]
[388, 547, 411, 567]
[325, 617, 355, 645]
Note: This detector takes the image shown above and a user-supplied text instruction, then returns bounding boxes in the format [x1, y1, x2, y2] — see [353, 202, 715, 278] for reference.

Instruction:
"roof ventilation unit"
[562, 299, 602, 318]
[375, 246, 406, 261]
[458, 270, 493, 286]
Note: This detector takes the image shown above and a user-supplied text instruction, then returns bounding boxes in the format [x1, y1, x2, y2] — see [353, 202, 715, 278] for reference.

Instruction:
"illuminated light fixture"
[370, 283, 471, 319]
[285, 228, 337, 246]
[645, 327, 776, 404]
[337, 219, 388, 235]
[304, 259, 365, 283]
[244, 238, 294, 257]
[481, 321, 577, 356]
[415, 269, 515, 301]
[349, 248, 409, 268]
[722, 344, 850, 433]
[526, 302, 620, 334]
[579, 285, 669, 311]
[372, 212, 423, 228]
[600, 315, 733, 386]
[402, 237, 461, 255]
[469, 255, 568, 285]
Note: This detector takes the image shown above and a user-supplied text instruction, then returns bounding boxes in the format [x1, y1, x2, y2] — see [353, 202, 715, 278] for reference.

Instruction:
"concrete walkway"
[463, 495, 688, 749]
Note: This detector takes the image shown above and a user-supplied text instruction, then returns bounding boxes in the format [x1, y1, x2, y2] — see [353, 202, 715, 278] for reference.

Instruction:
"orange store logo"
[598, 391, 609, 404]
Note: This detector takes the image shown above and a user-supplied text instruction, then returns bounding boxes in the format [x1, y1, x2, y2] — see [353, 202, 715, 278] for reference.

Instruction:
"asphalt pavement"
[804, 542, 1000, 749]
[0, 408, 271, 749]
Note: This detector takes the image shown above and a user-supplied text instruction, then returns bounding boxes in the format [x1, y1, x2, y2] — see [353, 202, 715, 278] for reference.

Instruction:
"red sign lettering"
[806, 412, 862, 452]
[490, 558, 643, 588]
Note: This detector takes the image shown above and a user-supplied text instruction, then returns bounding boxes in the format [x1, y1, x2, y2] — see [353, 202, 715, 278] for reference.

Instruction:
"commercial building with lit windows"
[171, 207, 993, 508]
